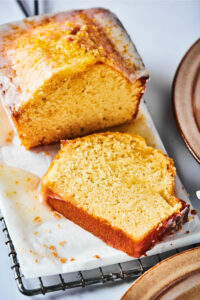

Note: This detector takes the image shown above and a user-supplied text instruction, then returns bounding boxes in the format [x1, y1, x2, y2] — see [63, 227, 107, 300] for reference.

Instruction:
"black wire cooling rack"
[1, 213, 200, 296]
[0, 1, 198, 296]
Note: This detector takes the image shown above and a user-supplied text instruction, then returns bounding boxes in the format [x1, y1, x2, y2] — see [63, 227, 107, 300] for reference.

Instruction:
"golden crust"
[0, 8, 149, 108]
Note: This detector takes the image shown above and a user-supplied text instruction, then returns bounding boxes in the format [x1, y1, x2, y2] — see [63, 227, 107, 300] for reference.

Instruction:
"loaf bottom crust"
[45, 189, 189, 258]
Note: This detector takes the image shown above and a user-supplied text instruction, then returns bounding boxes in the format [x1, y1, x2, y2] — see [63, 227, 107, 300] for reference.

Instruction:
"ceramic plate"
[121, 247, 200, 300]
[173, 39, 200, 163]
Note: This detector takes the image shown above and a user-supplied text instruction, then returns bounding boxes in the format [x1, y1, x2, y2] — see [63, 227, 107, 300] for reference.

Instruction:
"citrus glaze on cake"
[41, 132, 188, 257]
[0, 8, 148, 149]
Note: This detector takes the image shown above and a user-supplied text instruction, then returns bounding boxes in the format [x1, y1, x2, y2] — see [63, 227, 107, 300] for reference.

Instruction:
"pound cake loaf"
[0, 8, 149, 149]
[41, 132, 189, 257]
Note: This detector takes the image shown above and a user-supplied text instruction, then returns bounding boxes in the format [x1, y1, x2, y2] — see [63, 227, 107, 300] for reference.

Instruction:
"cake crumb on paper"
[53, 211, 61, 219]
[33, 216, 42, 224]
[5, 131, 14, 143]
[34, 231, 38, 235]
[49, 245, 56, 251]
[93, 255, 100, 259]
[51, 251, 58, 258]
[29, 249, 37, 256]
[70, 257, 75, 262]
[44, 151, 50, 156]
[59, 241, 67, 246]
[60, 258, 67, 264]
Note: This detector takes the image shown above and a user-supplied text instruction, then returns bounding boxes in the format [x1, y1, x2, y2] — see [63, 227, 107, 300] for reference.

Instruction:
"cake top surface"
[42, 132, 182, 240]
[0, 8, 149, 107]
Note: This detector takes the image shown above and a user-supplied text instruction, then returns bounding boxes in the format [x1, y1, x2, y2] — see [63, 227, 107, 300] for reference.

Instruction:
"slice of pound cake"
[41, 132, 188, 257]
[0, 8, 148, 149]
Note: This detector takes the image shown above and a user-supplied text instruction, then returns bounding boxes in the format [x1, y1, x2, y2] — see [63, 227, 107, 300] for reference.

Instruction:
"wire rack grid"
[1, 214, 199, 296]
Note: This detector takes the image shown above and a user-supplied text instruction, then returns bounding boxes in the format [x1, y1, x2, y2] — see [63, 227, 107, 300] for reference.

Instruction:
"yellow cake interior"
[13, 64, 144, 148]
[42, 132, 182, 241]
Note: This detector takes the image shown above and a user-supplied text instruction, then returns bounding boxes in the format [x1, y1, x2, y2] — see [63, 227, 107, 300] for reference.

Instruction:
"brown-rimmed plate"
[173, 39, 200, 163]
[121, 247, 200, 300]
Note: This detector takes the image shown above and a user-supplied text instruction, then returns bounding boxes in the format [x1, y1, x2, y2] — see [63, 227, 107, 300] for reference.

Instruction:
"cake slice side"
[41, 132, 189, 257]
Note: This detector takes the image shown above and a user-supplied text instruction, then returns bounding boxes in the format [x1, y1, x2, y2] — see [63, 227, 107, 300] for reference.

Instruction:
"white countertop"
[0, 1, 200, 299]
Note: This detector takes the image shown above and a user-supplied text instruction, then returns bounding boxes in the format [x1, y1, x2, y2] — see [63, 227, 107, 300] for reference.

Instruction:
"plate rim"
[172, 38, 200, 164]
[121, 246, 200, 300]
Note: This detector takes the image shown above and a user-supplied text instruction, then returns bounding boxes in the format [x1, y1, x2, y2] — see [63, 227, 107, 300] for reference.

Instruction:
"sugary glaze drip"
[0, 164, 53, 223]
[0, 8, 149, 107]
[111, 111, 156, 148]
[0, 100, 14, 146]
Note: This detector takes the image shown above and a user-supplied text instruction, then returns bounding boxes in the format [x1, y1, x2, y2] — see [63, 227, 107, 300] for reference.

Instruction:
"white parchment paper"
[0, 101, 199, 278]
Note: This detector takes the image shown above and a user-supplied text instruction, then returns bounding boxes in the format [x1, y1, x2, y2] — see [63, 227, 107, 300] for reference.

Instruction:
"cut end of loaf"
[11, 65, 146, 149]
[41, 132, 189, 257]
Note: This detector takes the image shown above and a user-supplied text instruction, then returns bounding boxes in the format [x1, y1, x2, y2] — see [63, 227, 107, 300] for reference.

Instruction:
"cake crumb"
[49, 245, 56, 251]
[15, 180, 19, 184]
[191, 209, 197, 215]
[5, 131, 14, 143]
[53, 211, 61, 219]
[51, 251, 58, 258]
[60, 258, 67, 264]
[33, 216, 42, 224]
[70, 257, 75, 262]
[185, 230, 190, 234]
[29, 249, 37, 256]
[42, 244, 47, 248]
[59, 241, 67, 246]
[34, 231, 38, 235]
[93, 255, 100, 259]
[57, 224, 61, 228]
[27, 177, 31, 182]
[44, 151, 50, 156]
[4, 191, 9, 197]
[35, 259, 38, 263]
